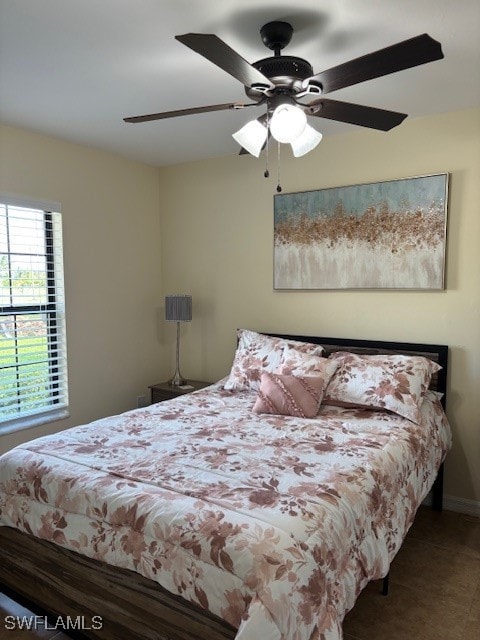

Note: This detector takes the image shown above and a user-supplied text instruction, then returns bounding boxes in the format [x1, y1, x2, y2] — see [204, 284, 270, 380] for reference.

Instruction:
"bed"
[0, 333, 452, 640]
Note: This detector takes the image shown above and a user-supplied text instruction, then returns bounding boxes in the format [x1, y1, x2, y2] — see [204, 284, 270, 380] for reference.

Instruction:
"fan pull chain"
[276, 141, 282, 192]
[264, 112, 270, 178]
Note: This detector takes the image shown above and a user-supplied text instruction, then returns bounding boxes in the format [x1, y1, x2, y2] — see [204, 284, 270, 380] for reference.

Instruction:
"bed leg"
[381, 572, 389, 596]
[432, 462, 444, 511]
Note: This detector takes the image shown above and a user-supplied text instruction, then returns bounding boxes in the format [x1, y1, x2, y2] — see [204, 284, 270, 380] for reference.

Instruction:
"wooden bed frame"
[0, 336, 449, 640]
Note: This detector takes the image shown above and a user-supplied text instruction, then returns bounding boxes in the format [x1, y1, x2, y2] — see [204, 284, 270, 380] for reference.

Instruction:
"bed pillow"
[283, 338, 325, 357]
[278, 346, 339, 379]
[224, 330, 324, 391]
[324, 351, 441, 423]
[253, 373, 327, 418]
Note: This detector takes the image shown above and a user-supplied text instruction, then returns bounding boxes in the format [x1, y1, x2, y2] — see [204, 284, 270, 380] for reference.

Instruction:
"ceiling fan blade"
[305, 98, 407, 131]
[124, 102, 256, 123]
[176, 33, 275, 91]
[304, 34, 443, 94]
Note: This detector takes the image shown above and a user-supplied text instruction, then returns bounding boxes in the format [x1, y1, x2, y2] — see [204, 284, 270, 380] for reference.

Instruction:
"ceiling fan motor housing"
[260, 21, 294, 52]
[246, 56, 314, 97]
[244, 22, 314, 98]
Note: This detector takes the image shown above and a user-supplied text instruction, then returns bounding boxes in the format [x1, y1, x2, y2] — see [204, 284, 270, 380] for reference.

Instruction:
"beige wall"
[1, 109, 478, 505]
[158, 107, 480, 504]
[0, 124, 164, 452]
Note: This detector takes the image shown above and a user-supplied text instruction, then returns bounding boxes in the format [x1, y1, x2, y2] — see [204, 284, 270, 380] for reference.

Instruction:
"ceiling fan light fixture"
[232, 119, 268, 157]
[269, 104, 307, 144]
[290, 124, 323, 157]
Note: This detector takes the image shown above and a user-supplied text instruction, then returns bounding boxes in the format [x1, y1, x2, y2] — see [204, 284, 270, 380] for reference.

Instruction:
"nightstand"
[148, 380, 211, 404]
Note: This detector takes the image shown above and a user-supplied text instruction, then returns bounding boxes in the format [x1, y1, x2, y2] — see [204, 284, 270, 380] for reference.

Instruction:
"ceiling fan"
[124, 21, 443, 158]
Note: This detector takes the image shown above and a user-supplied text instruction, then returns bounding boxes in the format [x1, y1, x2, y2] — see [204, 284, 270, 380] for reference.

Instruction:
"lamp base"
[168, 372, 187, 387]
[169, 320, 187, 386]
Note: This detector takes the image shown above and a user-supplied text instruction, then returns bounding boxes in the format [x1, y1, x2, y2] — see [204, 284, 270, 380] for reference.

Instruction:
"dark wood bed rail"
[0, 526, 236, 640]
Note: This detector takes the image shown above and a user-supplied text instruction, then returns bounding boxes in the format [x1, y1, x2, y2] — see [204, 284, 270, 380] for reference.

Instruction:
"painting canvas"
[274, 173, 448, 290]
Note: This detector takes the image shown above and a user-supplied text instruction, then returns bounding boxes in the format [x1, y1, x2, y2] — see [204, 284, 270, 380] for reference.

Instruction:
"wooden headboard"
[266, 334, 448, 409]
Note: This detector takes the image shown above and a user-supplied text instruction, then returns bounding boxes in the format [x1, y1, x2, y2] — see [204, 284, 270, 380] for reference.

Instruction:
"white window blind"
[0, 199, 69, 428]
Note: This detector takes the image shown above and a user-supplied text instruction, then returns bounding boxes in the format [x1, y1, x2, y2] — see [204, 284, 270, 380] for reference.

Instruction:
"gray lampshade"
[165, 295, 192, 322]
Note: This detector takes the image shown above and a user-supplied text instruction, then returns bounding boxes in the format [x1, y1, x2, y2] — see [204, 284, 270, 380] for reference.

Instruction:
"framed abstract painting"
[274, 173, 448, 290]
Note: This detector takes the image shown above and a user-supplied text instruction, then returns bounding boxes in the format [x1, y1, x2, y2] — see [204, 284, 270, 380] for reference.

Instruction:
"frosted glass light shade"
[232, 120, 268, 157]
[290, 124, 323, 157]
[270, 104, 307, 143]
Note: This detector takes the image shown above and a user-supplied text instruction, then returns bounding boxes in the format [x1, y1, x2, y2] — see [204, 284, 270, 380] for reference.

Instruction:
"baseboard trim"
[422, 493, 480, 518]
[443, 494, 480, 518]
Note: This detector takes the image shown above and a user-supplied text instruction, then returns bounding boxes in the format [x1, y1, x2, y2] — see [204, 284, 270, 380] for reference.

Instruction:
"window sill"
[0, 408, 70, 436]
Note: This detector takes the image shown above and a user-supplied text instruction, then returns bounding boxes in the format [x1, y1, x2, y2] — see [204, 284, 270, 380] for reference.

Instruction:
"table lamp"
[165, 294, 192, 386]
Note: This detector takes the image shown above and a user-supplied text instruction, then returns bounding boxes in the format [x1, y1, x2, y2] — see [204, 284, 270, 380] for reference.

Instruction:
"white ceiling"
[1, 0, 479, 167]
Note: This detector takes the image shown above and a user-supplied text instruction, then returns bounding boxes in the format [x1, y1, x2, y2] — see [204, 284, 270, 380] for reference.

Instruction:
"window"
[0, 196, 68, 432]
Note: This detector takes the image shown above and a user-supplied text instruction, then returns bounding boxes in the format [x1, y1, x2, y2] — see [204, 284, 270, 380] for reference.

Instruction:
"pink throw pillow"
[253, 373, 327, 418]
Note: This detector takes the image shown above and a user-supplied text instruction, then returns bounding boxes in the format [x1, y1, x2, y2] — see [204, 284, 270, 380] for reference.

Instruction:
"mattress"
[0, 382, 452, 640]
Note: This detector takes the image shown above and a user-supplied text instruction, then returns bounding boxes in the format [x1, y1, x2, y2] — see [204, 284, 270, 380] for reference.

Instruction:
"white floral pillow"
[324, 352, 441, 424]
[224, 330, 324, 391]
[278, 346, 339, 381]
[282, 338, 325, 357]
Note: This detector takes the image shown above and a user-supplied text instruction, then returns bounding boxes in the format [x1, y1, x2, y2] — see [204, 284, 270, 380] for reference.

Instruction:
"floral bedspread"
[0, 383, 451, 640]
